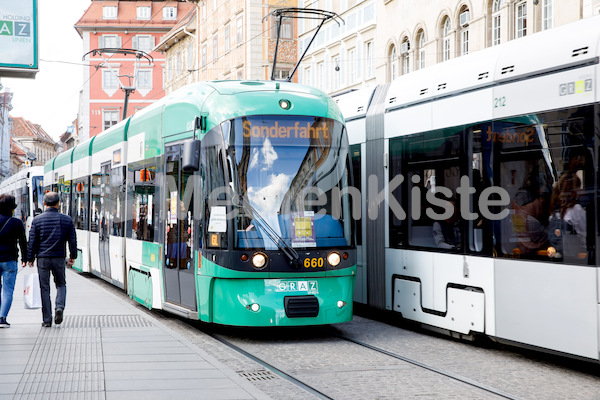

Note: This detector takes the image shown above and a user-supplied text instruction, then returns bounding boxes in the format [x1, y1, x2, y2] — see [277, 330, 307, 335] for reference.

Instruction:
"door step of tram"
[162, 302, 199, 320]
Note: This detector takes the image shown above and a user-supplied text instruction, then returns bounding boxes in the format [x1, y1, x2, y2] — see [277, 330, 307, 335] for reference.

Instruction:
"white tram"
[337, 15, 600, 361]
[0, 166, 45, 236]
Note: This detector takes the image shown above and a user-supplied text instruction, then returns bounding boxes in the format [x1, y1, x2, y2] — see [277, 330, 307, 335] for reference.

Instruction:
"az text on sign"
[0, 0, 38, 78]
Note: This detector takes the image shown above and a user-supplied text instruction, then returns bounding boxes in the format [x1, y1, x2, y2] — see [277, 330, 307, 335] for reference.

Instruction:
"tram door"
[98, 162, 112, 279]
[163, 144, 197, 310]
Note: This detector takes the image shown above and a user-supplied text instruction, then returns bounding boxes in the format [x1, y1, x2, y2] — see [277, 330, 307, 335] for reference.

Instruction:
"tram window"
[19, 186, 30, 222]
[32, 176, 44, 215]
[389, 138, 405, 247]
[73, 178, 90, 231]
[469, 127, 493, 254]
[495, 107, 594, 264]
[126, 165, 156, 242]
[202, 131, 228, 249]
[350, 144, 362, 246]
[90, 173, 102, 233]
[404, 130, 463, 251]
[110, 167, 125, 237]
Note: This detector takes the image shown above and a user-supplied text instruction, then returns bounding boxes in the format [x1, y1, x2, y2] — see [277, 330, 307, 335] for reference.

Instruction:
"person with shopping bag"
[0, 194, 27, 328]
[27, 192, 77, 328]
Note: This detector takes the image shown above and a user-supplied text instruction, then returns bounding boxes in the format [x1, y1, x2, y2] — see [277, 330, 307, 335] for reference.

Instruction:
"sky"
[1, 0, 92, 142]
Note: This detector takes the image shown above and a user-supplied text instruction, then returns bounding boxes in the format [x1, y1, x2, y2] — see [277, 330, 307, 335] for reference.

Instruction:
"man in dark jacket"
[27, 192, 77, 327]
[0, 194, 27, 328]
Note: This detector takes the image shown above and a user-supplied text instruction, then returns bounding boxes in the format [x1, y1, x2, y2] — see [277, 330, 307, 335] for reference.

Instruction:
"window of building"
[304, 66, 311, 87]
[102, 70, 119, 89]
[417, 30, 425, 70]
[167, 57, 173, 81]
[134, 35, 154, 53]
[163, 7, 177, 20]
[348, 48, 356, 83]
[137, 6, 151, 20]
[100, 35, 121, 49]
[333, 55, 340, 89]
[401, 38, 410, 75]
[442, 18, 451, 61]
[213, 36, 218, 61]
[236, 18, 243, 45]
[318, 62, 324, 89]
[516, 1, 527, 38]
[542, 0, 553, 30]
[201, 45, 207, 67]
[187, 43, 194, 69]
[274, 69, 290, 80]
[137, 70, 152, 89]
[224, 25, 230, 52]
[176, 51, 183, 75]
[390, 45, 398, 81]
[459, 6, 469, 56]
[365, 41, 373, 78]
[492, 0, 503, 46]
[103, 6, 117, 20]
[273, 16, 294, 39]
[103, 110, 119, 130]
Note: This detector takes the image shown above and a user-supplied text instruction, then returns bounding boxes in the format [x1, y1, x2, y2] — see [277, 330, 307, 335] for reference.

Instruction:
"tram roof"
[385, 14, 600, 111]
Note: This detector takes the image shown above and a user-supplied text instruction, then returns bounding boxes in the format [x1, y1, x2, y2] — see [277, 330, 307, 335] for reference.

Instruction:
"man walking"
[27, 192, 77, 327]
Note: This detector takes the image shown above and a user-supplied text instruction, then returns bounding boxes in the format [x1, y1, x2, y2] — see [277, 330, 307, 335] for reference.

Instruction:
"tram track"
[202, 324, 525, 400]
[331, 332, 524, 400]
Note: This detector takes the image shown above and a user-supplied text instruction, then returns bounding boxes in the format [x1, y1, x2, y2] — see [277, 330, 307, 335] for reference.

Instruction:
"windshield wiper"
[238, 196, 300, 265]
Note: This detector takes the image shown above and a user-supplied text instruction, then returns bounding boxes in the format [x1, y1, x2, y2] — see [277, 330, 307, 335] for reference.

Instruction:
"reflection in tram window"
[496, 106, 593, 264]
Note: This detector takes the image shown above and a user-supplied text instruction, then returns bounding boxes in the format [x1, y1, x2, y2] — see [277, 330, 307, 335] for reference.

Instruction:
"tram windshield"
[223, 116, 352, 250]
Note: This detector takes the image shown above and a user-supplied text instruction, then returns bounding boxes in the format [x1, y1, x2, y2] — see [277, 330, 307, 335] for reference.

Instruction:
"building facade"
[157, 0, 298, 94]
[10, 117, 57, 169]
[298, 0, 600, 95]
[74, 0, 194, 140]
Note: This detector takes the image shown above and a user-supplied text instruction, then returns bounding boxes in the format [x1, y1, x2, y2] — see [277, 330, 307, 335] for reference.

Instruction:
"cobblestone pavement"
[94, 278, 600, 400]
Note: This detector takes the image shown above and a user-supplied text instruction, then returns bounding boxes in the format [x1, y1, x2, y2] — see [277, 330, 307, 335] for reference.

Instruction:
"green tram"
[44, 80, 356, 326]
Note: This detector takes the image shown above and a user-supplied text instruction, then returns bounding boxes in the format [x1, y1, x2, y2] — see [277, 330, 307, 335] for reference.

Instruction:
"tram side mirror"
[182, 139, 201, 172]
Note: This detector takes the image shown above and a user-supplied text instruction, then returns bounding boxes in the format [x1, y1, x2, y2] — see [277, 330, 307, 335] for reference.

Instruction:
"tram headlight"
[279, 99, 292, 110]
[252, 253, 267, 269]
[337, 300, 347, 308]
[247, 303, 260, 312]
[328, 252, 341, 266]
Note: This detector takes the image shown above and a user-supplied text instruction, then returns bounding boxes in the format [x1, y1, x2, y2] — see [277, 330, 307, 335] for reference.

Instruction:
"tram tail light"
[342, 252, 348, 260]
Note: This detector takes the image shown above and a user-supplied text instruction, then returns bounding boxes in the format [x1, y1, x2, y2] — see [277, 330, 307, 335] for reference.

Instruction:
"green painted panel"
[53, 147, 74, 169]
[141, 242, 161, 268]
[208, 275, 354, 326]
[127, 101, 164, 158]
[92, 119, 128, 153]
[72, 137, 94, 162]
[128, 267, 153, 309]
[44, 158, 54, 174]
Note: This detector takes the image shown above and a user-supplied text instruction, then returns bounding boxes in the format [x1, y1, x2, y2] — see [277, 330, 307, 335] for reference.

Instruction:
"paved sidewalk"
[0, 267, 270, 400]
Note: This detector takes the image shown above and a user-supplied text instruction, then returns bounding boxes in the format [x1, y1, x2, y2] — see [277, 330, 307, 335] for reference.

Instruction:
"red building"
[74, 0, 194, 140]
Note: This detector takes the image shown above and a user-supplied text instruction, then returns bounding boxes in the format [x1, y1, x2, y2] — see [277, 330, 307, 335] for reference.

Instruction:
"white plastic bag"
[24, 272, 42, 309]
